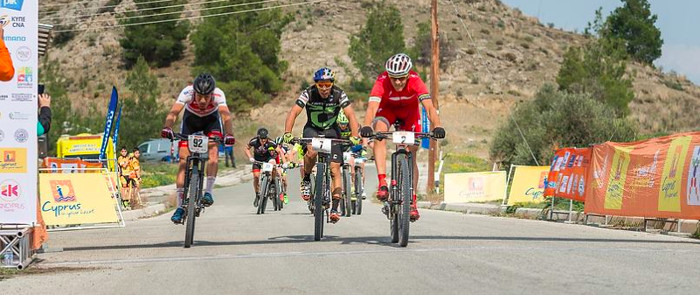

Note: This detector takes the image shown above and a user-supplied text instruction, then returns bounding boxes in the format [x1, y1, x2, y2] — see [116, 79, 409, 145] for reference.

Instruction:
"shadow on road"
[59, 235, 700, 252]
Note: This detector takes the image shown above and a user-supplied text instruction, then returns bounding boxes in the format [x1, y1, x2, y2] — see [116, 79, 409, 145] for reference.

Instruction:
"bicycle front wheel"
[354, 166, 363, 215]
[397, 155, 411, 247]
[258, 175, 269, 215]
[343, 167, 352, 217]
[184, 164, 200, 248]
[314, 162, 326, 241]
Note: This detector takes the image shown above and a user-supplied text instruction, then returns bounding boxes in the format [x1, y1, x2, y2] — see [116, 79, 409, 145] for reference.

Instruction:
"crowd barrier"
[503, 165, 549, 206]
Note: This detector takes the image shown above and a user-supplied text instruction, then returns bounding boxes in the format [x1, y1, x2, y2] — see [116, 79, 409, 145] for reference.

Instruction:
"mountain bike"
[366, 124, 437, 247]
[294, 137, 351, 241]
[173, 132, 221, 248]
[253, 161, 280, 214]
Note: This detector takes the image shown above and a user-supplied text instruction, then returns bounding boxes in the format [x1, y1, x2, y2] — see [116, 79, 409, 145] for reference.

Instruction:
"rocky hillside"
[40, 0, 700, 159]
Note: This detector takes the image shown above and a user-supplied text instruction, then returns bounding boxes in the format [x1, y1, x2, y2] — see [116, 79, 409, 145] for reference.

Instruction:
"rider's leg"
[205, 142, 218, 194]
[253, 170, 261, 194]
[409, 145, 420, 192]
[303, 146, 318, 177]
[372, 118, 390, 200]
[176, 147, 190, 208]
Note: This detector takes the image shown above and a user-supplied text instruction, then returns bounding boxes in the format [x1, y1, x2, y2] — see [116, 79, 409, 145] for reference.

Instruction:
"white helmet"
[385, 53, 413, 78]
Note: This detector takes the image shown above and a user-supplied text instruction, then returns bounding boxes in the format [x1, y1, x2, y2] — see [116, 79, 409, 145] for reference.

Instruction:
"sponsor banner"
[584, 131, 700, 219]
[444, 171, 506, 203]
[0, 148, 27, 173]
[39, 173, 119, 226]
[544, 148, 592, 201]
[42, 157, 103, 173]
[506, 166, 550, 205]
[0, 0, 38, 224]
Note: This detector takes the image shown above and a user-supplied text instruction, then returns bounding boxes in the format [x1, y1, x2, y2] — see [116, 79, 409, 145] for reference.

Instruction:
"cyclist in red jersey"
[161, 74, 236, 224]
[360, 53, 446, 222]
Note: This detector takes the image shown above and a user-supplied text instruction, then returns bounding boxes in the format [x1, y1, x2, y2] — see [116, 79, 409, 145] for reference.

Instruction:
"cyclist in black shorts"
[245, 128, 279, 206]
[282, 67, 361, 223]
[161, 74, 235, 224]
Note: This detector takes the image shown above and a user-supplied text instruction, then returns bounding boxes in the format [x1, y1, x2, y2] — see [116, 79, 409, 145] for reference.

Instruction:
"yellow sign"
[506, 166, 550, 205]
[658, 136, 691, 212]
[604, 147, 632, 210]
[0, 148, 27, 173]
[39, 173, 119, 226]
[444, 171, 506, 203]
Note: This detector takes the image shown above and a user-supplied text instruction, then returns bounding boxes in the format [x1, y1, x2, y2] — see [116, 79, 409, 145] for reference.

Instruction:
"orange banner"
[544, 148, 592, 201]
[42, 157, 103, 173]
[584, 131, 700, 219]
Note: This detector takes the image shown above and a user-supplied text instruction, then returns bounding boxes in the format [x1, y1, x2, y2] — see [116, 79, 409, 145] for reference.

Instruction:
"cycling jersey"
[248, 137, 278, 162]
[176, 85, 227, 117]
[296, 85, 351, 130]
[369, 70, 429, 132]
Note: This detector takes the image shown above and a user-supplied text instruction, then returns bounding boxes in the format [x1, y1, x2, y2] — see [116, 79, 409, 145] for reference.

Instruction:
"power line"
[55, 0, 281, 27]
[53, 0, 324, 33]
[41, 0, 176, 9]
[445, 0, 540, 166]
[41, 0, 233, 21]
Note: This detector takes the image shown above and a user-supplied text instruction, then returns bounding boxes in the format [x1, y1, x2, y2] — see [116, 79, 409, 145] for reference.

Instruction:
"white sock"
[206, 177, 216, 194]
[176, 188, 184, 208]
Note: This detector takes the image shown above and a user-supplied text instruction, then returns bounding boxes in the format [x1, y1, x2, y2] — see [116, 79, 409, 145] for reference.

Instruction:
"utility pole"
[427, 0, 440, 193]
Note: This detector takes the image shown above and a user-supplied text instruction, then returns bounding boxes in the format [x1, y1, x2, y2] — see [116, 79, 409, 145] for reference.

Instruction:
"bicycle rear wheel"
[397, 155, 411, 247]
[314, 162, 326, 241]
[184, 164, 200, 248]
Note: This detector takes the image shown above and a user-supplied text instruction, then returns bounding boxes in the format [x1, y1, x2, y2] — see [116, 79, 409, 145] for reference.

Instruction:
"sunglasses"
[389, 75, 408, 82]
[316, 82, 333, 89]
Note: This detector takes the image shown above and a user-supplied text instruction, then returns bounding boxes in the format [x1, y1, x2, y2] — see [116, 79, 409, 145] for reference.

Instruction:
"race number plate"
[311, 138, 332, 153]
[392, 131, 415, 145]
[262, 162, 274, 173]
[188, 135, 209, 153]
[343, 152, 352, 162]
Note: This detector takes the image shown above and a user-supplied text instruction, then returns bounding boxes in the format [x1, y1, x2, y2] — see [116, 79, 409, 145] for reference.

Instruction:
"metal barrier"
[0, 227, 33, 270]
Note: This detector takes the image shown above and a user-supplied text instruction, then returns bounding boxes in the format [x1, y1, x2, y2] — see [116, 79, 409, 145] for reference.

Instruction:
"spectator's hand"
[161, 127, 173, 139]
[39, 93, 51, 108]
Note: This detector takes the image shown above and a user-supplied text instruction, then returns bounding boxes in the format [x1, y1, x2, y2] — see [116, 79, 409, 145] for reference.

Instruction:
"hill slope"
[40, 0, 700, 159]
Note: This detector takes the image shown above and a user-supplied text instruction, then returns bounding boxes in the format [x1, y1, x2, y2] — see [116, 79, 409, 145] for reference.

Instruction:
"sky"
[499, 0, 700, 85]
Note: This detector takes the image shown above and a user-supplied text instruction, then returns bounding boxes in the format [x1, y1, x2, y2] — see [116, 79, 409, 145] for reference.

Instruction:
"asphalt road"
[3, 166, 700, 294]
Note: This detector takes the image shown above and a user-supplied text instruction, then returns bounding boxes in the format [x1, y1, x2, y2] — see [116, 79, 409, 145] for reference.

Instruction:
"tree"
[603, 0, 663, 64]
[557, 20, 634, 117]
[119, 0, 190, 68]
[490, 84, 637, 168]
[348, 1, 406, 79]
[118, 56, 167, 149]
[191, 0, 290, 112]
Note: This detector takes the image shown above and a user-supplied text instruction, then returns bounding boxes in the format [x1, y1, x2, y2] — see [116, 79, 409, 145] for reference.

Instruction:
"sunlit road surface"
[3, 167, 700, 294]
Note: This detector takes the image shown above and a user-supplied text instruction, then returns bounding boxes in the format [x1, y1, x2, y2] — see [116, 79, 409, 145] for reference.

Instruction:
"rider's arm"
[363, 77, 384, 127]
[342, 105, 360, 137]
[218, 105, 234, 135]
[285, 105, 303, 133]
[420, 98, 442, 128]
[164, 103, 184, 129]
[285, 90, 308, 133]
[244, 144, 254, 160]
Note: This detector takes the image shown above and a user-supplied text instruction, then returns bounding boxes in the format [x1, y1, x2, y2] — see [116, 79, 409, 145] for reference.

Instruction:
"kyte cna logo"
[0, 0, 24, 11]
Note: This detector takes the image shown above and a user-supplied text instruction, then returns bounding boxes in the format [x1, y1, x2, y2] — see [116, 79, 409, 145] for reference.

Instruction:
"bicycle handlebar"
[172, 133, 223, 144]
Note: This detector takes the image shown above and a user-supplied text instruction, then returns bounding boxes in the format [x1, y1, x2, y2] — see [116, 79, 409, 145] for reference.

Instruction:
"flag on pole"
[99, 87, 119, 161]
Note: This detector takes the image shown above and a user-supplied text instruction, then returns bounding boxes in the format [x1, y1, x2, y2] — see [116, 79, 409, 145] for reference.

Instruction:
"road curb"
[418, 201, 700, 236]
[121, 203, 167, 221]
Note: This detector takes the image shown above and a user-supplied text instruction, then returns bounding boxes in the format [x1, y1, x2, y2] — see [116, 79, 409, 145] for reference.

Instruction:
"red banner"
[584, 131, 700, 219]
[544, 148, 592, 201]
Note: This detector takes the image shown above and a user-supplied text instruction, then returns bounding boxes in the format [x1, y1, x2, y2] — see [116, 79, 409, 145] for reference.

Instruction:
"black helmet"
[257, 128, 269, 139]
[193, 73, 216, 95]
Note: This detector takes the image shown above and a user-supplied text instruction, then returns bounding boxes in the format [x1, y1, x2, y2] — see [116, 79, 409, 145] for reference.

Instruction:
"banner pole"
[549, 196, 555, 220]
[568, 199, 573, 222]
